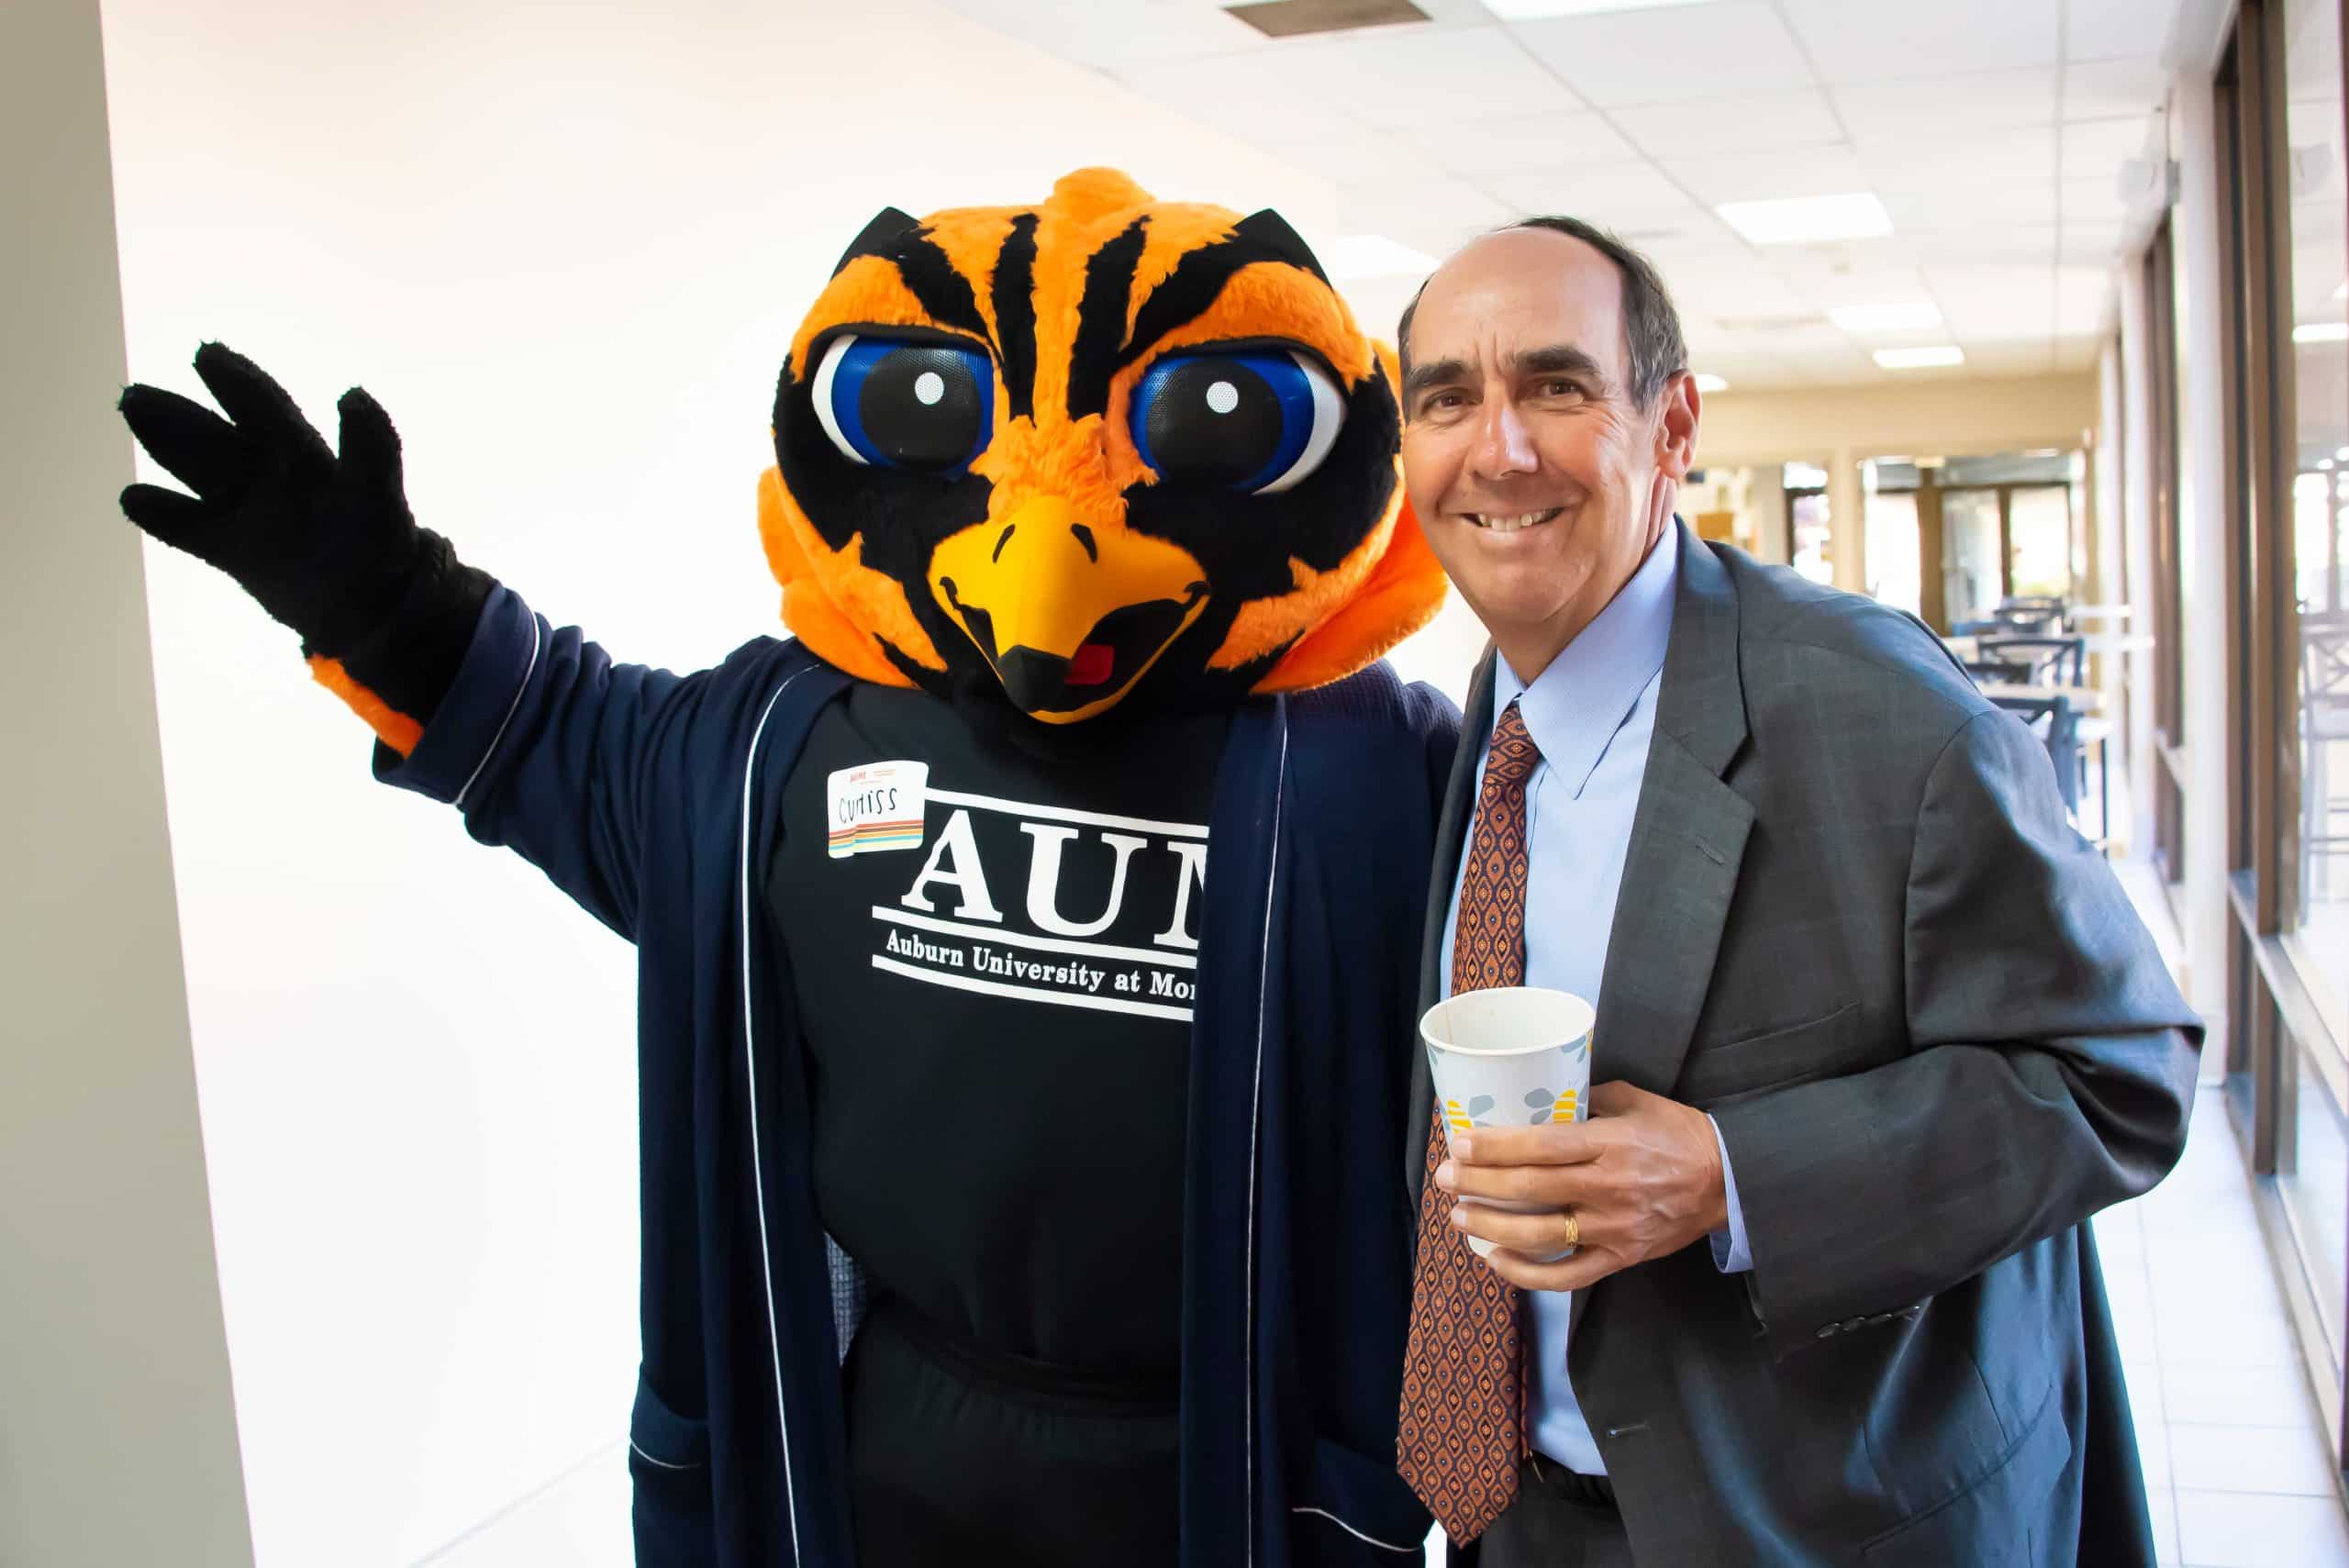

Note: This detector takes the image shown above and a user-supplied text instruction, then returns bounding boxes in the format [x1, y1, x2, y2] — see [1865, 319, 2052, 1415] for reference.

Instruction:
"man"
[1391, 217, 2199, 1566]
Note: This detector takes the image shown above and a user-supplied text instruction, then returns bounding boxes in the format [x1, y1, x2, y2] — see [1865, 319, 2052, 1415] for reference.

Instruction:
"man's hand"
[1437, 1081, 1729, 1293]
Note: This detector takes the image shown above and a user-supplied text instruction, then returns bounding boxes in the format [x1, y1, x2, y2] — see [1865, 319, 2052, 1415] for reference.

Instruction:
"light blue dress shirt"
[1439, 527, 1753, 1475]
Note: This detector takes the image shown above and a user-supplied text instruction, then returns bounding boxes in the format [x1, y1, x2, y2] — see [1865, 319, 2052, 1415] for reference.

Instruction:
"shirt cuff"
[1708, 1115, 1753, 1274]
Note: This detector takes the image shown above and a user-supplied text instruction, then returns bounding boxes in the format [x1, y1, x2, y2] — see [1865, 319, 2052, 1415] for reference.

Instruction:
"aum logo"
[866, 788, 1208, 1020]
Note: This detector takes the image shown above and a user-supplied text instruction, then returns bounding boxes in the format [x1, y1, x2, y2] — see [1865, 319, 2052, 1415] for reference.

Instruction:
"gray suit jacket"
[1409, 525, 2200, 1567]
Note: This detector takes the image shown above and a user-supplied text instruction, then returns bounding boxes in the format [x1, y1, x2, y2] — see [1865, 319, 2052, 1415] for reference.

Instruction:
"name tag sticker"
[827, 761, 929, 859]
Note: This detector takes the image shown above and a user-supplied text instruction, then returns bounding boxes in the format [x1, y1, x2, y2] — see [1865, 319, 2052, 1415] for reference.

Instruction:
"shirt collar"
[1489, 526, 1679, 799]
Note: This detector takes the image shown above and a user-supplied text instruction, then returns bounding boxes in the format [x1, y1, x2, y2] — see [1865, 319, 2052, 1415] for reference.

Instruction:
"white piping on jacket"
[455, 614, 542, 810]
[740, 667, 822, 1562]
[1288, 1507, 1420, 1553]
[628, 1440, 698, 1473]
[1243, 709, 1288, 1568]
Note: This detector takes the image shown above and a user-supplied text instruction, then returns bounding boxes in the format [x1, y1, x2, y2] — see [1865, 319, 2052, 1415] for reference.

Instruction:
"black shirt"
[771, 684, 1228, 1378]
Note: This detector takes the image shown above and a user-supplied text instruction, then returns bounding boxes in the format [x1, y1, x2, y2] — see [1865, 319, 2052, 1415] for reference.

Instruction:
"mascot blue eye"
[812, 333, 994, 475]
[1130, 350, 1344, 495]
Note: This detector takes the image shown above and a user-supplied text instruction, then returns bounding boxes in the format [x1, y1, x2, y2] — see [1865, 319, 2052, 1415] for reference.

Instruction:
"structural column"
[0, 3, 255, 1563]
[1830, 445, 1868, 594]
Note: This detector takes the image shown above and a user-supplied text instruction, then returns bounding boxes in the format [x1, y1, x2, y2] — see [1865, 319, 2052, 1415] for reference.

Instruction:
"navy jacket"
[378, 585, 1458, 1567]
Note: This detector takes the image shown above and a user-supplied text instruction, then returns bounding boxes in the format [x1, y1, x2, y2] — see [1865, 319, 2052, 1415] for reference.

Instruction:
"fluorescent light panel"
[1321, 234, 1439, 279]
[1692, 373, 1729, 392]
[2294, 321, 2349, 343]
[1829, 302, 1943, 332]
[1715, 192, 1893, 246]
[1480, 0, 1717, 17]
[1874, 346, 1965, 369]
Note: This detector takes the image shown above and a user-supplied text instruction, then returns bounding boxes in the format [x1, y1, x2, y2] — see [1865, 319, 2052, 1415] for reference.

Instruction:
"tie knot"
[1485, 699, 1542, 790]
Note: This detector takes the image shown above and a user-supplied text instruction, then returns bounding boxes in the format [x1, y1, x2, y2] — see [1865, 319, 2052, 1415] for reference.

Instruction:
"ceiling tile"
[1112, 53, 1375, 141]
[2063, 55, 2167, 120]
[1338, 177, 1517, 254]
[2060, 115, 2154, 178]
[1958, 339, 2061, 375]
[1262, 128, 1451, 185]
[1437, 112, 1642, 175]
[1660, 253, 1819, 318]
[938, 0, 1271, 68]
[1860, 128, 2057, 190]
[2060, 173, 2136, 224]
[1832, 68, 2058, 140]
[1609, 89, 1844, 157]
[1276, 25, 1577, 128]
[1881, 180, 2061, 231]
[1779, 0, 2059, 83]
[1925, 263, 2060, 338]
[1508, 2, 1812, 109]
[1476, 163, 1707, 226]
[1661, 144, 1871, 206]
[2066, 0, 2181, 62]
[2059, 219, 2130, 261]
[1904, 223, 2063, 266]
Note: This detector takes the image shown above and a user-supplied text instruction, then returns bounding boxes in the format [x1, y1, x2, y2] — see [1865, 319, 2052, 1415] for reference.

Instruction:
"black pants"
[844, 1297, 1181, 1567]
[1472, 1455, 1634, 1568]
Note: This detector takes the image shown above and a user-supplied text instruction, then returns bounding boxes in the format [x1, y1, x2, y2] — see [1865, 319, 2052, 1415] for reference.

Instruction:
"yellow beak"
[929, 495, 1210, 722]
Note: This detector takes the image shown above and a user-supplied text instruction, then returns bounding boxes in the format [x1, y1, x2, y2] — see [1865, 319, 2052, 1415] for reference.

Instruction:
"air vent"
[1224, 0, 1430, 39]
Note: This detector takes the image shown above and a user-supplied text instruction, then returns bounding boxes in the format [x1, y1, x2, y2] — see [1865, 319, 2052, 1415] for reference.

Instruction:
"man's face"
[1399, 228, 1697, 678]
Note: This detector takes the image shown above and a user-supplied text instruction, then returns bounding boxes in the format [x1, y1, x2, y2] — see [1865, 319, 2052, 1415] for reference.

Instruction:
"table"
[1978, 682, 2107, 712]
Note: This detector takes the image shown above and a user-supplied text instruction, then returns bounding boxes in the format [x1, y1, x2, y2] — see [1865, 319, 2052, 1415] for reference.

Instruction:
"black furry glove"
[117, 342, 491, 728]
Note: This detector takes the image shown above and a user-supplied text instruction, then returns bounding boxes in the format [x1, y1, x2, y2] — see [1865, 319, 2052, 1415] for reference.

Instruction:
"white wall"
[96, 2, 1348, 1562]
[2, 2, 253, 1562]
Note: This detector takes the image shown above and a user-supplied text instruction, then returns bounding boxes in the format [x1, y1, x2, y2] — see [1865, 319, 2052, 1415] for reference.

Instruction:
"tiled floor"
[2097, 1086, 2349, 1565]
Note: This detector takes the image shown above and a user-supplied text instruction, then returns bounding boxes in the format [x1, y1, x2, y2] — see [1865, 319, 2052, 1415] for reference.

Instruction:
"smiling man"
[1392, 217, 2201, 1567]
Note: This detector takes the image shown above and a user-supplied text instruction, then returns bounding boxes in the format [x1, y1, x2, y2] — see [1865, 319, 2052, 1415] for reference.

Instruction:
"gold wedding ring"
[1561, 1208, 1580, 1249]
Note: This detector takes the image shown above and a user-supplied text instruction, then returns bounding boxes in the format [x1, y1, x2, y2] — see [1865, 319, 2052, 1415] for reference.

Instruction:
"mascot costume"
[117, 168, 1457, 1567]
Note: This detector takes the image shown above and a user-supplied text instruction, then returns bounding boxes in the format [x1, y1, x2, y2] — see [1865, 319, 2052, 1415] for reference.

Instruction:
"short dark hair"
[1397, 215, 1689, 410]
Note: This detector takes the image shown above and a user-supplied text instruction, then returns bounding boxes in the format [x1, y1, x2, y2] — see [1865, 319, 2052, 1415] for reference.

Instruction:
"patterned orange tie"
[1398, 697, 1542, 1545]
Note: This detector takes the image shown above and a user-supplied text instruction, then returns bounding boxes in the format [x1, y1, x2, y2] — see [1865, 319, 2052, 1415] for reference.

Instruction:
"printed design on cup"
[1444, 1084, 1580, 1129]
[1523, 1085, 1581, 1125]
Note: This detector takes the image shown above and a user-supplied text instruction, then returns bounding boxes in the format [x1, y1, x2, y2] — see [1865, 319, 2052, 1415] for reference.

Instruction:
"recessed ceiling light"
[1480, 0, 1718, 17]
[1692, 373, 1729, 393]
[1716, 192, 1894, 246]
[1829, 302, 1943, 332]
[2294, 321, 2349, 343]
[1874, 346, 1965, 369]
[1320, 234, 1440, 280]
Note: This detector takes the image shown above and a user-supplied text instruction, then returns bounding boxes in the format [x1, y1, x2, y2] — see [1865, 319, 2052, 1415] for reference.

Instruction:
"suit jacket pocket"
[1290, 1437, 1431, 1564]
[1676, 1001, 1869, 1106]
[1861, 1377, 2070, 1565]
[629, 1368, 716, 1568]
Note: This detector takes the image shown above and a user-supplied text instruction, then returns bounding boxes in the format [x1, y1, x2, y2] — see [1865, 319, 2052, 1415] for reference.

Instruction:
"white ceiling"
[933, 0, 2188, 391]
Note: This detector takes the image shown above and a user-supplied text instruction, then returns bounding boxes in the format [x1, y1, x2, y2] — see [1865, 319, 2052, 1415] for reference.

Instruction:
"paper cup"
[1420, 987, 1595, 1262]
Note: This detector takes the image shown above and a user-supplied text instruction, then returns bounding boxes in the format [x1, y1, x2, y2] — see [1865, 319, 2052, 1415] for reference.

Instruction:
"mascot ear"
[1233, 208, 1328, 284]
[834, 206, 921, 274]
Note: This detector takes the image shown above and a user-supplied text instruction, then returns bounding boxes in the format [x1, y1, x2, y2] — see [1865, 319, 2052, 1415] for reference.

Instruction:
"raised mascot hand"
[118, 343, 491, 751]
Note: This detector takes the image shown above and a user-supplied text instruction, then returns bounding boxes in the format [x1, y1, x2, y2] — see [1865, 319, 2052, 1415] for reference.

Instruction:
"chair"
[1962, 657, 2034, 684]
[1990, 691, 2083, 822]
[1977, 634, 2086, 685]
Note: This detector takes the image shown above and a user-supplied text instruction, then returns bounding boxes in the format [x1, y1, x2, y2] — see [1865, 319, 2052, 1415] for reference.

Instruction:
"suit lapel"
[1590, 525, 1753, 1099]
[1571, 525, 1751, 1339]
